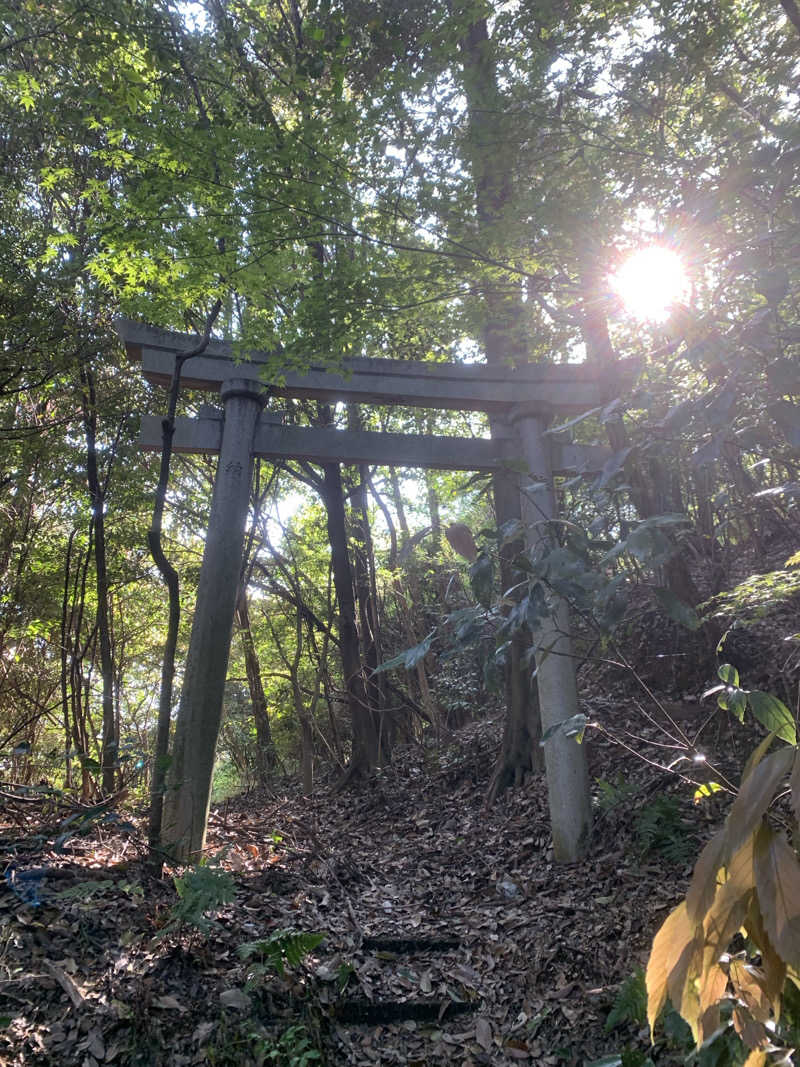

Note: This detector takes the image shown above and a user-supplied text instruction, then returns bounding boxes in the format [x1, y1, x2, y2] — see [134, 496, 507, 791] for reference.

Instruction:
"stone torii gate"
[118, 319, 614, 864]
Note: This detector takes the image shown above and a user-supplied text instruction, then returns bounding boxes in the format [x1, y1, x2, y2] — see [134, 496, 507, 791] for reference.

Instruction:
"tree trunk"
[79, 364, 116, 795]
[347, 406, 389, 756]
[321, 460, 380, 782]
[236, 590, 278, 785]
[60, 529, 77, 790]
[459, 13, 542, 795]
[295, 679, 314, 796]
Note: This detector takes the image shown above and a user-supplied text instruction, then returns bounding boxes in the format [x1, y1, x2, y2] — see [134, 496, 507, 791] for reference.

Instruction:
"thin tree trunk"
[347, 406, 388, 757]
[321, 460, 379, 783]
[79, 364, 116, 794]
[60, 529, 77, 790]
[236, 590, 278, 783]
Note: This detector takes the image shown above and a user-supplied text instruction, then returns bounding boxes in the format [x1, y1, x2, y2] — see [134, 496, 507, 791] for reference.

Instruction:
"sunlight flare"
[611, 245, 689, 322]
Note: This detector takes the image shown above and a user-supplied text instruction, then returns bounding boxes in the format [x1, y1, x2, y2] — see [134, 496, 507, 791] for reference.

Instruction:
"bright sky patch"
[611, 246, 689, 322]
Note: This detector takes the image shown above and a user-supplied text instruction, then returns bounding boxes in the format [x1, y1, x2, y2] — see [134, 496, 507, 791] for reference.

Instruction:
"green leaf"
[693, 782, 723, 803]
[718, 663, 739, 686]
[404, 632, 434, 670]
[598, 446, 634, 488]
[653, 588, 701, 631]
[747, 691, 797, 744]
[540, 713, 588, 745]
[497, 518, 525, 546]
[605, 968, 647, 1031]
[626, 524, 671, 561]
[718, 686, 747, 721]
[239, 930, 325, 978]
[374, 633, 434, 674]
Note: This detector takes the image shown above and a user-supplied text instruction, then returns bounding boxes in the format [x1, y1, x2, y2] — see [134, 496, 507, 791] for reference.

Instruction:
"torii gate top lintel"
[116, 318, 630, 416]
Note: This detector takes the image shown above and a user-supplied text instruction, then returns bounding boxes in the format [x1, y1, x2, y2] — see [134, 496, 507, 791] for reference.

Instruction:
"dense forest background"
[1, 0, 799, 1063]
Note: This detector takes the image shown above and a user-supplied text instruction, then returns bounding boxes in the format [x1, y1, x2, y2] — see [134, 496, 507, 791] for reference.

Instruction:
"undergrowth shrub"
[605, 969, 648, 1033]
[239, 929, 326, 984]
[634, 796, 695, 865]
[156, 861, 236, 940]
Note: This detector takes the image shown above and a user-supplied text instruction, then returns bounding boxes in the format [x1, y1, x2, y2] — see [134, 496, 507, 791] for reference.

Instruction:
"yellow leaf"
[687, 829, 728, 923]
[726, 747, 794, 857]
[697, 964, 728, 1042]
[646, 903, 682, 1036]
[744, 895, 786, 1020]
[741, 1049, 768, 1067]
[646, 901, 700, 1041]
[702, 837, 755, 973]
[754, 825, 800, 966]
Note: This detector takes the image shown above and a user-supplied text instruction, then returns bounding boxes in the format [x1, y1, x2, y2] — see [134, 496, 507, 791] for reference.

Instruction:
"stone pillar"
[509, 403, 591, 862]
[163, 378, 266, 862]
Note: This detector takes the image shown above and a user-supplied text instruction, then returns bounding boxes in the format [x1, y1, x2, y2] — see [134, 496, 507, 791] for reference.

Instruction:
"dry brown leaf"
[674, 938, 703, 1044]
[732, 1004, 769, 1050]
[43, 959, 86, 1011]
[220, 988, 251, 1011]
[446, 523, 478, 562]
[741, 732, 779, 784]
[754, 825, 800, 965]
[475, 1017, 493, 1051]
[689, 747, 792, 924]
[729, 959, 771, 1022]
[153, 995, 188, 1013]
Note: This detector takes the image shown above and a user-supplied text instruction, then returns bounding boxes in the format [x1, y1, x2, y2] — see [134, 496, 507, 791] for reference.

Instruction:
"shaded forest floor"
[0, 688, 754, 1066]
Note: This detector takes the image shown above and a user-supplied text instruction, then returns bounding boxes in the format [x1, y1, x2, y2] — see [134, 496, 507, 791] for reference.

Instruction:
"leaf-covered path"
[1, 708, 727, 1065]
